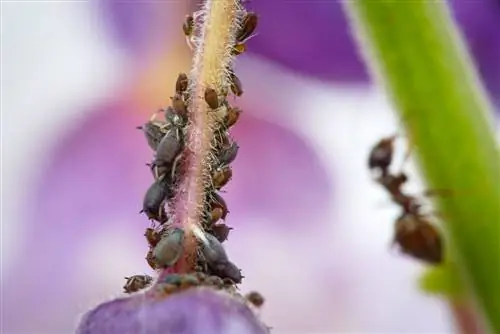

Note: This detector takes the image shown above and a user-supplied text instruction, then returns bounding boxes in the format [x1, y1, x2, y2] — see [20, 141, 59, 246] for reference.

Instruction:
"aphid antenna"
[238, 32, 259, 44]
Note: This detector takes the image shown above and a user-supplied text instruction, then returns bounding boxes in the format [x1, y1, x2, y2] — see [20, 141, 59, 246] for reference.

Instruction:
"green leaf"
[419, 263, 465, 300]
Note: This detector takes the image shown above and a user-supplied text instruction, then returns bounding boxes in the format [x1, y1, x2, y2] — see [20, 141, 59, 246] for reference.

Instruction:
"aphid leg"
[170, 154, 183, 183]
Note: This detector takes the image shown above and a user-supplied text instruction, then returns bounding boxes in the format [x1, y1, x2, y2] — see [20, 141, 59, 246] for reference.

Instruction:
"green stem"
[343, 1, 500, 332]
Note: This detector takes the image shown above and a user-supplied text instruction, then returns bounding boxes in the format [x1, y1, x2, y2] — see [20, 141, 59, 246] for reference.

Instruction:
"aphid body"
[236, 12, 258, 43]
[145, 227, 162, 247]
[175, 73, 189, 94]
[204, 87, 220, 109]
[123, 275, 153, 293]
[154, 128, 183, 169]
[210, 260, 243, 284]
[199, 232, 229, 265]
[245, 291, 265, 308]
[210, 192, 229, 220]
[153, 228, 185, 268]
[211, 224, 233, 243]
[141, 180, 169, 223]
[212, 165, 233, 189]
[218, 141, 239, 166]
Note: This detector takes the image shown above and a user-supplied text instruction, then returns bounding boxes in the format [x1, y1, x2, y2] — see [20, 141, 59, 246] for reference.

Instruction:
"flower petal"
[77, 288, 268, 334]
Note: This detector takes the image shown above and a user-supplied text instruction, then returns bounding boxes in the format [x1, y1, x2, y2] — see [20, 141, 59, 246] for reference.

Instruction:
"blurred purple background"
[2, 0, 499, 333]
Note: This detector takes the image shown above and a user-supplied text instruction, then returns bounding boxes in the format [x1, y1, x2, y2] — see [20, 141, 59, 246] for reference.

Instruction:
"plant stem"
[343, 1, 500, 332]
[170, 0, 241, 272]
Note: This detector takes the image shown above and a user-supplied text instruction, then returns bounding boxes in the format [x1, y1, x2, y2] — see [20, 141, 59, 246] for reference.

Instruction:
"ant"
[368, 134, 444, 265]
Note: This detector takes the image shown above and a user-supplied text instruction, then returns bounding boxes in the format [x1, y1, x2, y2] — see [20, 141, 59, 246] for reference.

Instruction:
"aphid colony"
[123, 7, 263, 309]
[368, 135, 444, 265]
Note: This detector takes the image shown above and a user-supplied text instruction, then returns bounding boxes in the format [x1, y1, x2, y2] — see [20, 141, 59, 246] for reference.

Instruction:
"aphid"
[175, 73, 189, 94]
[182, 15, 194, 37]
[211, 260, 243, 284]
[212, 165, 233, 189]
[209, 207, 224, 225]
[153, 228, 185, 268]
[245, 291, 265, 308]
[170, 94, 188, 117]
[204, 87, 219, 109]
[236, 12, 258, 43]
[123, 275, 153, 294]
[218, 141, 239, 166]
[154, 128, 183, 168]
[211, 224, 233, 243]
[199, 232, 229, 265]
[146, 249, 158, 270]
[225, 106, 242, 128]
[229, 71, 243, 97]
[210, 192, 229, 220]
[136, 121, 167, 151]
[393, 213, 443, 264]
[368, 135, 397, 176]
[145, 227, 162, 247]
[141, 180, 169, 224]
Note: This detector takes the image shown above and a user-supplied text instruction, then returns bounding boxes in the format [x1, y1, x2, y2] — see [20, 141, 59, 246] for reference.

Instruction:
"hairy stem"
[170, 0, 241, 272]
[343, 1, 500, 332]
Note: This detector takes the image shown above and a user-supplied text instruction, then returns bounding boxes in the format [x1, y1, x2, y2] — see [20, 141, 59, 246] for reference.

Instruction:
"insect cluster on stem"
[124, 3, 264, 310]
[368, 135, 445, 265]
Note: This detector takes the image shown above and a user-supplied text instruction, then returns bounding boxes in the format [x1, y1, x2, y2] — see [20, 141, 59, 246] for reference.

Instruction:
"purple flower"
[76, 287, 269, 334]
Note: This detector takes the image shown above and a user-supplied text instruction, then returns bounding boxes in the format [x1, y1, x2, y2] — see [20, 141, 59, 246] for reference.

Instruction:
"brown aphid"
[170, 94, 188, 117]
[123, 275, 153, 294]
[209, 207, 224, 225]
[146, 249, 158, 270]
[236, 12, 258, 43]
[211, 223, 233, 243]
[226, 106, 242, 128]
[393, 213, 443, 265]
[368, 135, 397, 176]
[204, 87, 219, 109]
[212, 165, 233, 190]
[182, 15, 194, 37]
[145, 227, 162, 247]
[245, 291, 265, 308]
[219, 141, 239, 166]
[175, 73, 189, 94]
[229, 72, 243, 96]
[211, 192, 229, 220]
[232, 43, 247, 56]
